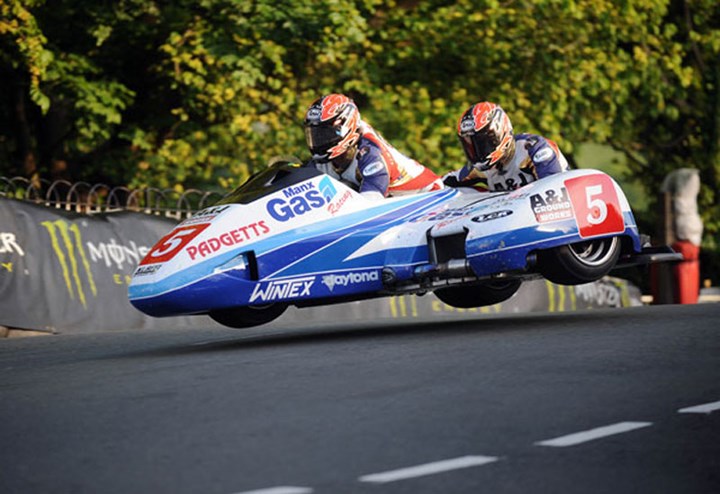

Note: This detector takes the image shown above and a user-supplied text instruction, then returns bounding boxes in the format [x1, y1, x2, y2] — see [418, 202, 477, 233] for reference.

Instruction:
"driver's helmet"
[457, 102, 515, 171]
[304, 94, 361, 172]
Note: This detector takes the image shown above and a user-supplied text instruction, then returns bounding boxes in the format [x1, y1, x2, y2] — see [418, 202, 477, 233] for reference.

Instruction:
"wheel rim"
[568, 237, 619, 267]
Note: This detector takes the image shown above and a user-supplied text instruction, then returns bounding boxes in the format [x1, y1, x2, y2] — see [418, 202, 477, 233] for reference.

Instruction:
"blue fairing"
[129, 188, 456, 307]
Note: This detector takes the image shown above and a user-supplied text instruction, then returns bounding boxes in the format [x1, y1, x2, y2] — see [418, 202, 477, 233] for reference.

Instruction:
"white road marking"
[358, 455, 499, 483]
[535, 421, 653, 447]
[232, 487, 313, 494]
[678, 400, 720, 414]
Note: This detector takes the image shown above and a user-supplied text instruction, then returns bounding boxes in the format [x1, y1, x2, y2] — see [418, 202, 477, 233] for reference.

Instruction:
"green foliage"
[0, 0, 719, 253]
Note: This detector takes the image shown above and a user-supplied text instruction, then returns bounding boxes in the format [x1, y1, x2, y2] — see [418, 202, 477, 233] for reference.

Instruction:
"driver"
[443, 101, 569, 191]
[303, 93, 443, 199]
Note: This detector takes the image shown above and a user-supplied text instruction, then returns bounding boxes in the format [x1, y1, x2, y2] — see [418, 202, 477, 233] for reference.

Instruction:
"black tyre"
[537, 236, 621, 285]
[434, 280, 522, 308]
[209, 304, 288, 328]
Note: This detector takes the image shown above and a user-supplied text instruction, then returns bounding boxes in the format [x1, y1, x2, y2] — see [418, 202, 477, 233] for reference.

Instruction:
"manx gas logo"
[266, 178, 337, 222]
[41, 220, 98, 308]
[249, 276, 315, 303]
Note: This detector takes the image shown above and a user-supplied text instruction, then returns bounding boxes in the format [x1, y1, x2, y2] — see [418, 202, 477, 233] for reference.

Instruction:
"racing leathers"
[444, 133, 570, 191]
[310, 121, 444, 200]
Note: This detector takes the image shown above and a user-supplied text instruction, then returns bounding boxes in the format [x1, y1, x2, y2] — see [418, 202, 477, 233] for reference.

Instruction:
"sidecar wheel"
[434, 280, 522, 308]
[537, 236, 621, 285]
[209, 304, 288, 328]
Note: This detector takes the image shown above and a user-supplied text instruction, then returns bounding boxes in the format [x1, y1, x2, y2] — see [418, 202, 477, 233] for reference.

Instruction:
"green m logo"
[41, 220, 97, 308]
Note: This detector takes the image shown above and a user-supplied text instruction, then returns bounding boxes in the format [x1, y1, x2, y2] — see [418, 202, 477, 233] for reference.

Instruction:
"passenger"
[443, 102, 570, 191]
[303, 93, 443, 200]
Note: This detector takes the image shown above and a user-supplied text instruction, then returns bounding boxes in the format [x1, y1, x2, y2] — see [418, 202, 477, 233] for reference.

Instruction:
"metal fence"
[0, 176, 224, 219]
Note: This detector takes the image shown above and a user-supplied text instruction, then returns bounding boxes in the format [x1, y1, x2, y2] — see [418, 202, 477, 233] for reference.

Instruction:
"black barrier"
[1, 196, 642, 335]
[0, 197, 214, 333]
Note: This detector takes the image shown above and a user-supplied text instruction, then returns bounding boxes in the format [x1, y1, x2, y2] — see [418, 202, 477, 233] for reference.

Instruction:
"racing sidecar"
[128, 159, 680, 327]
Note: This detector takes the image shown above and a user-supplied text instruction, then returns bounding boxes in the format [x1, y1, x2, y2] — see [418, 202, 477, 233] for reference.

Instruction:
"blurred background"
[1, 0, 718, 286]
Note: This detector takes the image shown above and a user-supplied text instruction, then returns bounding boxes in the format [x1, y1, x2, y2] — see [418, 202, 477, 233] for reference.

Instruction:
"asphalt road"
[1, 304, 719, 494]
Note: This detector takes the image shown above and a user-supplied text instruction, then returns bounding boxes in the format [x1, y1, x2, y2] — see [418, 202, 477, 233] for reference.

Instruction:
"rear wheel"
[434, 280, 522, 308]
[537, 237, 621, 285]
[209, 304, 288, 328]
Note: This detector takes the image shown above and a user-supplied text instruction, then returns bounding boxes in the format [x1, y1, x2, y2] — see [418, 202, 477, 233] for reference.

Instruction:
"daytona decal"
[249, 276, 315, 303]
[322, 271, 379, 292]
[565, 174, 624, 238]
[529, 187, 573, 223]
[186, 221, 270, 260]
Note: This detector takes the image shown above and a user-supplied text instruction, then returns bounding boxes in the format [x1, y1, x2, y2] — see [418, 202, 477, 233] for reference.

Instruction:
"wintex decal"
[267, 179, 334, 222]
[322, 270, 379, 292]
[249, 276, 315, 303]
[41, 220, 97, 308]
[186, 221, 270, 260]
[530, 187, 573, 223]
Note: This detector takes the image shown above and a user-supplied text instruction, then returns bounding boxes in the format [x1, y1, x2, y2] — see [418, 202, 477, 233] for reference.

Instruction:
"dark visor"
[305, 125, 342, 156]
[460, 127, 500, 166]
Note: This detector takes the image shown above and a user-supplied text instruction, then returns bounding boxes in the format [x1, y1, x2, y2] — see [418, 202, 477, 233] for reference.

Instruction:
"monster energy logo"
[41, 220, 98, 308]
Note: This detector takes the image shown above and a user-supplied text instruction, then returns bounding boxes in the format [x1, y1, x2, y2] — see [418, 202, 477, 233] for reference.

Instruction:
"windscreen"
[214, 162, 325, 205]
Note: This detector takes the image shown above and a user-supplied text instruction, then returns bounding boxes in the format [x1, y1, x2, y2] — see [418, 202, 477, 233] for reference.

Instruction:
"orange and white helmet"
[457, 102, 515, 171]
[304, 94, 361, 165]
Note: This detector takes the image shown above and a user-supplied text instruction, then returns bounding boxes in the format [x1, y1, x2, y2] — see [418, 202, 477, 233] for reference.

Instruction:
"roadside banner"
[0, 197, 641, 334]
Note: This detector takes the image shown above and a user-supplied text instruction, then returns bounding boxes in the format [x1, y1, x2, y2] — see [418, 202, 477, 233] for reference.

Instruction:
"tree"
[1, 0, 718, 250]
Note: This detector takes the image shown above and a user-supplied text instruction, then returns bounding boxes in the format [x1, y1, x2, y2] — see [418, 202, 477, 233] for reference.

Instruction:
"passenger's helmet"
[304, 94, 361, 172]
[457, 102, 515, 171]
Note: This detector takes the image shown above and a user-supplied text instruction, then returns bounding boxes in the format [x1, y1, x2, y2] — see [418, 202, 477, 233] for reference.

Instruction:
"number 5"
[585, 185, 607, 225]
[150, 228, 198, 258]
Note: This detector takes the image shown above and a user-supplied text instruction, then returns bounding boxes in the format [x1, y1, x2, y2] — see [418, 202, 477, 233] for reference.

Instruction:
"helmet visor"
[459, 127, 501, 168]
[305, 125, 342, 157]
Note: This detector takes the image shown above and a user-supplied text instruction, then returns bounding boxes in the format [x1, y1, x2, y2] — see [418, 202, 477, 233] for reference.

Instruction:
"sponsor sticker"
[249, 276, 315, 303]
[134, 264, 162, 277]
[532, 147, 554, 163]
[564, 174, 624, 238]
[327, 189, 353, 215]
[140, 223, 210, 265]
[267, 181, 328, 222]
[319, 176, 337, 201]
[471, 210, 513, 223]
[181, 205, 231, 226]
[186, 221, 270, 261]
[529, 187, 574, 223]
[362, 161, 384, 177]
[411, 208, 467, 223]
[322, 270, 379, 292]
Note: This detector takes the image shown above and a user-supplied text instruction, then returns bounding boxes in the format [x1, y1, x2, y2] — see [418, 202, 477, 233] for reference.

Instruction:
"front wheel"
[536, 237, 622, 285]
[434, 280, 522, 308]
[209, 304, 288, 328]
